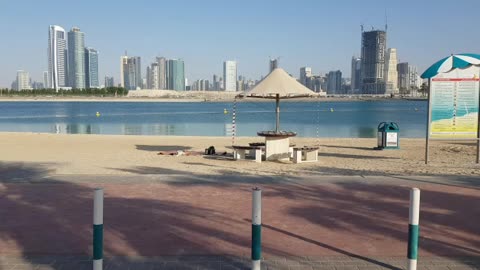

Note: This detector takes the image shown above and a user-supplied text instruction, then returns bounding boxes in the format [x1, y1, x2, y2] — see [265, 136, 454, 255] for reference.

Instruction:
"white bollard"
[93, 188, 104, 270]
[408, 188, 420, 270]
[252, 187, 262, 270]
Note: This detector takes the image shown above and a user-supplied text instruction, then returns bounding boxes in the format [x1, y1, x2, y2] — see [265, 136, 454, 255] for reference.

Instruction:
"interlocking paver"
[0, 256, 478, 269]
[334, 266, 359, 270]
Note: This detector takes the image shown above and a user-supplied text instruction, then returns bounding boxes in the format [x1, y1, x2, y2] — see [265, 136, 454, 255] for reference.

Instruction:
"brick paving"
[1, 255, 480, 269]
[0, 172, 479, 269]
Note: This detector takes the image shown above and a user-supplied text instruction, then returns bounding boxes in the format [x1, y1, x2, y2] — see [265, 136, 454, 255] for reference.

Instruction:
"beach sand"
[0, 132, 478, 177]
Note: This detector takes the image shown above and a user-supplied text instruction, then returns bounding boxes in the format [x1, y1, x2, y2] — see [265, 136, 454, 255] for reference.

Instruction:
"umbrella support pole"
[275, 94, 280, 133]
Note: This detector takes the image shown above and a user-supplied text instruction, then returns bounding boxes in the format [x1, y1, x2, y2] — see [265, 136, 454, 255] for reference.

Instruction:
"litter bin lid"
[388, 122, 399, 131]
[378, 122, 388, 130]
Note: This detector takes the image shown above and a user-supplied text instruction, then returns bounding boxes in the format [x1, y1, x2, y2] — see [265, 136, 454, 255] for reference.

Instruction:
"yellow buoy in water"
[224, 108, 229, 114]
[96, 112, 100, 117]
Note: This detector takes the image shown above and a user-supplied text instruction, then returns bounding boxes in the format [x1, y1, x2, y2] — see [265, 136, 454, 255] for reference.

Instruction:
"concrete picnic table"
[257, 130, 296, 161]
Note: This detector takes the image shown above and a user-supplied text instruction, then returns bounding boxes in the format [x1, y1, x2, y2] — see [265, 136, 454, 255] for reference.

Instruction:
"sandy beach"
[0, 132, 478, 177]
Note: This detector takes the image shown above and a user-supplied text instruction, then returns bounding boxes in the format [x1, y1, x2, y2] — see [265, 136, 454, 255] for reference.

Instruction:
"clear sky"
[1, 0, 480, 88]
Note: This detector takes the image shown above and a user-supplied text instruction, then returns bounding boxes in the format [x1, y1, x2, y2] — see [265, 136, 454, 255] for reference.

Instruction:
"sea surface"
[0, 100, 427, 138]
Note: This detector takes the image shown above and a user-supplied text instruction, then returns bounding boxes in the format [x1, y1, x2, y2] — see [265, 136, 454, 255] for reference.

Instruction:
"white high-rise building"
[149, 62, 160, 89]
[156, 57, 167, 89]
[223, 60, 237, 92]
[16, 70, 31, 91]
[384, 48, 398, 94]
[120, 55, 128, 88]
[48, 25, 67, 91]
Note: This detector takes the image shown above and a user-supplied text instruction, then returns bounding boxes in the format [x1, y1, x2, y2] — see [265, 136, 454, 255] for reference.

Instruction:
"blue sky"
[1, 0, 480, 88]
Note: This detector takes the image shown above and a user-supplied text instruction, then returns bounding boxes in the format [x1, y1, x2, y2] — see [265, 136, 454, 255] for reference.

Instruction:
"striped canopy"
[421, 53, 480, 79]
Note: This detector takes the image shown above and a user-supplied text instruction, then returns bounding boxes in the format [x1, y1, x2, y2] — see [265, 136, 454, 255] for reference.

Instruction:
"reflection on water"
[356, 127, 377, 138]
[224, 123, 234, 136]
[52, 123, 100, 134]
[123, 124, 186, 136]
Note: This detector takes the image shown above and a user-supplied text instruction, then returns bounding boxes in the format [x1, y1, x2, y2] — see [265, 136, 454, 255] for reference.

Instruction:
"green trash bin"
[377, 122, 399, 149]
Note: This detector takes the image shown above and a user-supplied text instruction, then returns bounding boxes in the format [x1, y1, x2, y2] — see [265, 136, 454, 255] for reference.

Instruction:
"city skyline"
[2, 0, 480, 88]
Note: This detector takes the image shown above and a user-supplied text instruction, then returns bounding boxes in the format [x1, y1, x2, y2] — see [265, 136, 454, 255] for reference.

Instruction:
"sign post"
[425, 80, 432, 164]
[425, 66, 480, 164]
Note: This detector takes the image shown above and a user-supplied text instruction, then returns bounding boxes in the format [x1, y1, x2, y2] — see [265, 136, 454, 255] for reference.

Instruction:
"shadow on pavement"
[244, 218, 401, 270]
[1, 161, 480, 269]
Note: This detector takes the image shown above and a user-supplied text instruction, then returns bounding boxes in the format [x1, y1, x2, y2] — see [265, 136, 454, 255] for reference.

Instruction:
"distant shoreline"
[0, 96, 427, 103]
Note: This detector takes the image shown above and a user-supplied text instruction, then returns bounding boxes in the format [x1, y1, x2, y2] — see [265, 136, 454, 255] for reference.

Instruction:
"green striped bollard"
[408, 188, 420, 270]
[93, 188, 104, 270]
[252, 187, 262, 270]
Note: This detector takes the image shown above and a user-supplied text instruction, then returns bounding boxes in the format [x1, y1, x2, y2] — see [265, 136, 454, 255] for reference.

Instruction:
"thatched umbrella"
[238, 68, 316, 132]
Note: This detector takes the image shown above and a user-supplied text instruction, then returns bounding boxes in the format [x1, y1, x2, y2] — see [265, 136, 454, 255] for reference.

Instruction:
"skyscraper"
[85, 47, 99, 88]
[327, 70, 342, 95]
[223, 60, 237, 92]
[300, 67, 312, 86]
[120, 55, 128, 88]
[104, 76, 114, 87]
[350, 57, 362, 93]
[397, 62, 409, 92]
[384, 48, 398, 94]
[149, 62, 160, 89]
[212, 74, 218, 90]
[120, 55, 142, 90]
[397, 62, 420, 95]
[16, 70, 31, 90]
[269, 58, 278, 73]
[156, 57, 167, 89]
[68, 27, 86, 89]
[146, 65, 151, 88]
[43, 71, 49, 89]
[360, 29, 386, 94]
[167, 59, 185, 91]
[48, 25, 67, 91]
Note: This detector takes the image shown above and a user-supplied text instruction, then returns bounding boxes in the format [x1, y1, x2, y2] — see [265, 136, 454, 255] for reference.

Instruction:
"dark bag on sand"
[205, 146, 216, 155]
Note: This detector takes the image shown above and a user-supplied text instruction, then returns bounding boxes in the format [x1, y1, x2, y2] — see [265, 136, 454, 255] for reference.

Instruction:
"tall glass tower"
[68, 27, 85, 89]
[85, 47, 99, 88]
[167, 59, 185, 91]
[48, 25, 67, 91]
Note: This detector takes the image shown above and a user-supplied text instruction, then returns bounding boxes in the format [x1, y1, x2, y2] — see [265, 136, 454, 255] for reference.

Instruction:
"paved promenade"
[1, 255, 480, 269]
[0, 165, 479, 269]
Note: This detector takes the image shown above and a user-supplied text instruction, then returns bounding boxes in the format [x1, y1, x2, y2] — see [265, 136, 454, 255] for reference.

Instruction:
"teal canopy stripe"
[421, 53, 480, 79]
[452, 57, 471, 70]
[421, 56, 449, 79]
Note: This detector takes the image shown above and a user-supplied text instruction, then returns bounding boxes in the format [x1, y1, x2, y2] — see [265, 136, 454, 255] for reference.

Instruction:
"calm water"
[0, 100, 427, 138]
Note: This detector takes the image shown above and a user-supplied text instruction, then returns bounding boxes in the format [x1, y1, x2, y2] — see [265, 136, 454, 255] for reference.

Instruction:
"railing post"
[408, 188, 420, 270]
[252, 187, 262, 270]
[93, 188, 104, 270]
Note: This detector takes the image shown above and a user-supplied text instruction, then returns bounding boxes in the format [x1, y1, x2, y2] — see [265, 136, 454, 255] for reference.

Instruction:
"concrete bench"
[232, 145, 262, 163]
[292, 147, 319, 163]
[249, 142, 296, 158]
